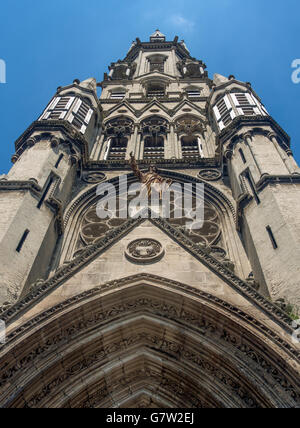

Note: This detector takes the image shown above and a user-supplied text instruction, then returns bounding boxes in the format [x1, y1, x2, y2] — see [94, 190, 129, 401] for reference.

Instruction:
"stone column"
[137, 133, 143, 160]
[197, 137, 204, 158]
[243, 132, 263, 180]
[104, 138, 112, 161]
[166, 124, 176, 159]
[93, 133, 105, 160]
[268, 132, 297, 175]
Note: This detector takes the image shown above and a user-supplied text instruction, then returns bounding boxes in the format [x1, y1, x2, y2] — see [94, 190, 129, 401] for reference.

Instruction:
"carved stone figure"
[130, 152, 172, 198]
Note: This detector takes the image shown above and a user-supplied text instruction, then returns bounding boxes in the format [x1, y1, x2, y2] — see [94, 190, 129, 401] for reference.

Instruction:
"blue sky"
[0, 0, 299, 173]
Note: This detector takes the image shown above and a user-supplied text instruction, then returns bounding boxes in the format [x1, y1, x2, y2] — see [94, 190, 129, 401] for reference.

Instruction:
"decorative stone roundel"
[125, 239, 164, 264]
[198, 170, 222, 181]
[82, 172, 106, 184]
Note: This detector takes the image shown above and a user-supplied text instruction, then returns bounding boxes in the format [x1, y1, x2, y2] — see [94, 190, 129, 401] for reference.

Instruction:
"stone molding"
[12, 121, 90, 167]
[0, 278, 299, 408]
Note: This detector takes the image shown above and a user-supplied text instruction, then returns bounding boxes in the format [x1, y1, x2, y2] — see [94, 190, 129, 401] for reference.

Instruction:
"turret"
[207, 74, 300, 305]
[0, 78, 102, 305]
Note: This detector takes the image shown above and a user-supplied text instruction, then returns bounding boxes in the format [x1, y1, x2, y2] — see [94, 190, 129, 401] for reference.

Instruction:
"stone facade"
[0, 31, 299, 408]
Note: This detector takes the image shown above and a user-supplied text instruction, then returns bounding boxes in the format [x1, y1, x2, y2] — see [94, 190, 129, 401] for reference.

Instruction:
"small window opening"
[37, 178, 54, 209]
[16, 229, 30, 253]
[266, 226, 278, 249]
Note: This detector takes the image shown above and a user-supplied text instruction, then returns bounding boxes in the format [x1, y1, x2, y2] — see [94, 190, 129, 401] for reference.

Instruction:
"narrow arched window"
[106, 137, 128, 161]
[181, 136, 202, 159]
[144, 136, 164, 160]
[147, 83, 165, 98]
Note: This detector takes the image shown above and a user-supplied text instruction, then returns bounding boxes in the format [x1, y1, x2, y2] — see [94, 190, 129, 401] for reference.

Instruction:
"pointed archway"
[0, 275, 299, 408]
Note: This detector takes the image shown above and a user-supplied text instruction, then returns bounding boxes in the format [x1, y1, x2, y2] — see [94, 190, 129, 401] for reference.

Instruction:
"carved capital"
[243, 132, 252, 141]
[267, 132, 277, 141]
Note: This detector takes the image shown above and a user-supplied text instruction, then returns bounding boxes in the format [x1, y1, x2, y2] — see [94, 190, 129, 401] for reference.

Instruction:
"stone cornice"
[125, 41, 192, 62]
[206, 79, 262, 106]
[0, 179, 41, 195]
[217, 116, 291, 147]
[256, 173, 300, 191]
[13, 120, 90, 166]
[87, 158, 218, 170]
[100, 96, 208, 105]
[102, 97, 207, 121]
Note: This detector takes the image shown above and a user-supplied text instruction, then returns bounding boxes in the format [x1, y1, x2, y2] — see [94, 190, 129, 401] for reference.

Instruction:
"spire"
[150, 29, 166, 42]
[213, 73, 229, 86]
[79, 77, 97, 93]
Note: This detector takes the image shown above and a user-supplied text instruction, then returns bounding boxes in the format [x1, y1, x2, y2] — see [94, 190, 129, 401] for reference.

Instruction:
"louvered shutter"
[231, 94, 244, 116]
[42, 96, 75, 120]
[80, 108, 94, 134]
[39, 97, 60, 120]
[231, 93, 259, 116]
[213, 96, 234, 131]
[68, 98, 82, 124]
[58, 97, 75, 119]
[250, 94, 268, 116]
[69, 99, 94, 134]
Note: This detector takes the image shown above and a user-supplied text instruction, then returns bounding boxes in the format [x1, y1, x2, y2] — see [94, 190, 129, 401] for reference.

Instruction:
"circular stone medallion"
[82, 172, 106, 184]
[198, 170, 222, 181]
[125, 239, 164, 264]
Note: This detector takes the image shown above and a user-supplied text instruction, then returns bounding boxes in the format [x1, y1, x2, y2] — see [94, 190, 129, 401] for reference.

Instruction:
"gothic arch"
[102, 116, 134, 136]
[59, 170, 237, 266]
[0, 276, 298, 408]
[138, 114, 169, 128]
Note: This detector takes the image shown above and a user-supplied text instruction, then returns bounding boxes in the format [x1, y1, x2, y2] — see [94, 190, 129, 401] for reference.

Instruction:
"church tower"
[0, 31, 299, 408]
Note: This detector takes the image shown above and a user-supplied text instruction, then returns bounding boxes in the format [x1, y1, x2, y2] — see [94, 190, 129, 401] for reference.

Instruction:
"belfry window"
[40, 96, 75, 120]
[147, 83, 165, 98]
[106, 137, 128, 161]
[213, 96, 235, 131]
[70, 100, 93, 134]
[110, 90, 125, 100]
[213, 92, 268, 132]
[186, 89, 201, 98]
[231, 93, 261, 116]
[103, 117, 133, 161]
[140, 116, 168, 160]
[40, 95, 94, 135]
[181, 136, 203, 158]
[143, 136, 164, 160]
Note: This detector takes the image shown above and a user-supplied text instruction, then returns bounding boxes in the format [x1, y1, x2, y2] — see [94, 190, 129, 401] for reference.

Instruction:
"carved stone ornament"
[175, 116, 204, 135]
[125, 239, 164, 264]
[104, 118, 133, 137]
[82, 172, 106, 184]
[198, 169, 222, 181]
